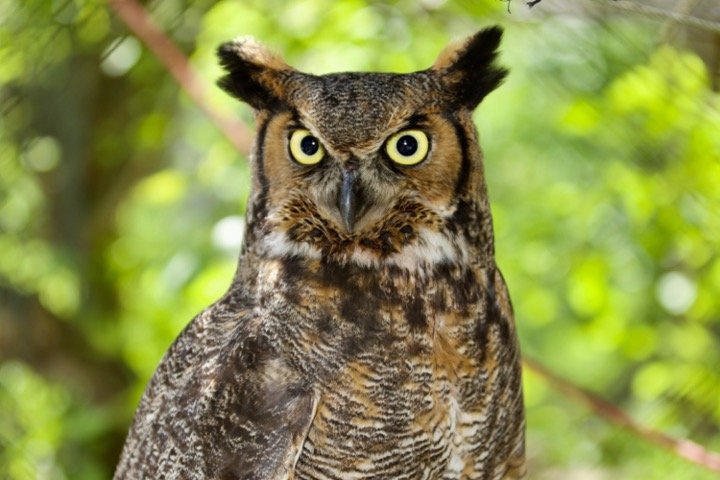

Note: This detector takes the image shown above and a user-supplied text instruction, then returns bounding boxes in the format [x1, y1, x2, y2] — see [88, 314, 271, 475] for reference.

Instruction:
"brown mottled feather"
[115, 26, 525, 480]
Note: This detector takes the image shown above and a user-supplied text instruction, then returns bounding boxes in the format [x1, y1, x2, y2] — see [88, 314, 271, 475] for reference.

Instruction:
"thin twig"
[108, 0, 252, 156]
[660, 0, 701, 42]
[595, 0, 720, 35]
[524, 357, 720, 474]
[512, 0, 720, 35]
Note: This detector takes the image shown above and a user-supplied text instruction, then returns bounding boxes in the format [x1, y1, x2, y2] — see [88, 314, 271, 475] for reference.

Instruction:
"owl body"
[115, 27, 525, 480]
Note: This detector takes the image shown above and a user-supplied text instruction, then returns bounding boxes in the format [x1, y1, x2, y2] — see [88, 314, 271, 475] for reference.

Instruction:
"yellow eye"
[385, 129, 429, 166]
[289, 129, 325, 165]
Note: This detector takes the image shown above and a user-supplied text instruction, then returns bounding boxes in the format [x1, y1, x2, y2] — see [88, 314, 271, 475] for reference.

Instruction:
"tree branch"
[510, 0, 720, 35]
[524, 357, 720, 474]
[660, 0, 701, 42]
[595, 0, 720, 35]
[108, 0, 252, 156]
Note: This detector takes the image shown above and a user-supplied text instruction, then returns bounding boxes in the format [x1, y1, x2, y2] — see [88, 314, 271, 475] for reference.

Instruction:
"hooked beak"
[337, 169, 364, 233]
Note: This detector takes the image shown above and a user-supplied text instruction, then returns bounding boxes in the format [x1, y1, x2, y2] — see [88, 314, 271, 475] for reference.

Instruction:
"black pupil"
[396, 135, 418, 156]
[300, 135, 319, 156]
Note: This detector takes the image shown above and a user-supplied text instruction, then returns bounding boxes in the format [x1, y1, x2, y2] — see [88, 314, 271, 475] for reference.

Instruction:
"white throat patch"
[259, 227, 466, 273]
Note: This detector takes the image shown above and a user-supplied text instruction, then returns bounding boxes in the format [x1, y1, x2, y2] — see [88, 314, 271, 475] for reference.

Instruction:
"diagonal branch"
[524, 357, 720, 474]
[660, 0, 701, 43]
[595, 0, 720, 35]
[108, 0, 252, 156]
[520, 0, 720, 35]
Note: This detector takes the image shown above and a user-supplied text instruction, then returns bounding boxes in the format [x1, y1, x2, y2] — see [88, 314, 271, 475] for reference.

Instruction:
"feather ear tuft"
[433, 26, 508, 110]
[216, 37, 293, 110]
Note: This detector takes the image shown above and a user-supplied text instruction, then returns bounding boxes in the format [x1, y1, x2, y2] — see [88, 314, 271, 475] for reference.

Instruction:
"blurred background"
[1, 0, 719, 478]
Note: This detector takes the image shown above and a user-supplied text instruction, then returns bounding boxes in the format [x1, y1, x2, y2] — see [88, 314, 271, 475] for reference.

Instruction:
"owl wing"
[114, 292, 320, 480]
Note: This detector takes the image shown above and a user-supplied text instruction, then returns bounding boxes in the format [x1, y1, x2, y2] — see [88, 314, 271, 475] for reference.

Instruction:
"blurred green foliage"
[1, 0, 719, 478]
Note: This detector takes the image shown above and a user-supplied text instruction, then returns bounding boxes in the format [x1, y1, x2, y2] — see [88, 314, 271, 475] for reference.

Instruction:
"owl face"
[218, 28, 507, 268]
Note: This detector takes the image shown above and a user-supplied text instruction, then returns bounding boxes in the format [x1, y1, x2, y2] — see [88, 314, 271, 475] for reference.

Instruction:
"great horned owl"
[114, 26, 525, 480]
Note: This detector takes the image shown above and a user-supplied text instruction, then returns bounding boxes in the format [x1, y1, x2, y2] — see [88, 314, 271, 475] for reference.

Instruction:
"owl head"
[217, 27, 507, 270]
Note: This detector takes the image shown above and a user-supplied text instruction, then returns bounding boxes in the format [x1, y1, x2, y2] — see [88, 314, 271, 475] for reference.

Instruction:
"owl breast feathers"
[115, 26, 526, 480]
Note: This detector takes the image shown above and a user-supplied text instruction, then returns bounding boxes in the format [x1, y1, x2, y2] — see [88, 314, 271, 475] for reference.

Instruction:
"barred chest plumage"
[243, 256, 525, 480]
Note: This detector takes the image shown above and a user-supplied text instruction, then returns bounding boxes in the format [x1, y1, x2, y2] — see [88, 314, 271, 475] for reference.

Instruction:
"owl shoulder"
[115, 289, 318, 479]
